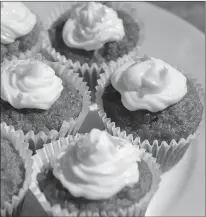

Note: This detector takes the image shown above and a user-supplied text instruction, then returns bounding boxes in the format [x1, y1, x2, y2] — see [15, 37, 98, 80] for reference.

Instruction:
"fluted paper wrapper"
[29, 135, 161, 217]
[95, 60, 205, 173]
[40, 2, 144, 94]
[1, 123, 33, 217]
[1, 51, 91, 152]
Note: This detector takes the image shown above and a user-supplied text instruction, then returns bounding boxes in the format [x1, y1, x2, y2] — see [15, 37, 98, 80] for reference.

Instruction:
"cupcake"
[96, 56, 204, 170]
[30, 129, 161, 216]
[1, 52, 91, 151]
[1, 2, 44, 63]
[42, 2, 144, 83]
[1, 122, 33, 217]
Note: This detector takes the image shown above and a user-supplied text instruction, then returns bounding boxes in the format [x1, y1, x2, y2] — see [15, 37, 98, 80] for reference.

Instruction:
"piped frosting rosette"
[1, 51, 91, 153]
[1, 122, 33, 217]
[41, 2, 144, 100]
[1, 2, 36, 45]
[95, 56, 205, 172]
[30, 129, 161, 216]
[1, 2, 45, 61]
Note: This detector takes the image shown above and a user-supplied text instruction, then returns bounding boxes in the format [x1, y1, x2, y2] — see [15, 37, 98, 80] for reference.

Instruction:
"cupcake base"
[1, 139, 25, 211]
[1, 123, 33, 217]
[37, 160, 153, 213]
[1, 85, 83, 135]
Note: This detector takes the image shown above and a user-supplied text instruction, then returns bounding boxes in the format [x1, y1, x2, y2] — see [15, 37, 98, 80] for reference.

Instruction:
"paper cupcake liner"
[40, 2, 144, 86]
[1, 123, 33, 217]
[1, 51, 91, 153]
[95, 59, 205, 173]
[29, 134, 161, 217]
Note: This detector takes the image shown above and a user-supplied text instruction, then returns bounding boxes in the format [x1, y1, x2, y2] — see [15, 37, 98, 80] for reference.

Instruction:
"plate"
[22, 2, 205, 216]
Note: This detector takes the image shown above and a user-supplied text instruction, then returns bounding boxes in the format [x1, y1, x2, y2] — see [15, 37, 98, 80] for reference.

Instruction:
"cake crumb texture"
[1, 138, 25, 209]
[1, 84, 83, 134]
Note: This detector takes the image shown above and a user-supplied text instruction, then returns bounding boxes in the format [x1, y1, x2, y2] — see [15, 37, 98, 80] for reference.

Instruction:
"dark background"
[151, 1, 205, 33]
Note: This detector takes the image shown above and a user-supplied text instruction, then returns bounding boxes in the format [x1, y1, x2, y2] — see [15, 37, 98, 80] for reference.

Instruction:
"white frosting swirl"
[111, 58, 187, 112]
[1, 2, 37, 44]
[1, 60, 63, 110]
[53, 129, 142, 200]
[62, 2, 125, 51]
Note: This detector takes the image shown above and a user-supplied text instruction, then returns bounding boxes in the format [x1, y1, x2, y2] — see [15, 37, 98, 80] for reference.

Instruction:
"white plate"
[22, 2, 205, 216]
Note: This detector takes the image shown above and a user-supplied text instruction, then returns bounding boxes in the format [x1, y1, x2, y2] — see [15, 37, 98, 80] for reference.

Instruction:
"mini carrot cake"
[1, 58, 86, 135]
[30, 129, 161, 216]
[45, 2, 143, 67]
[98, 56, 204, 143]
[1, 2, 43, 62]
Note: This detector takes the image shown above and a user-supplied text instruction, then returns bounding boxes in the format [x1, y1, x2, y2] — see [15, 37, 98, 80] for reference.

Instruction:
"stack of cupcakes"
[1, 2, 205, 216]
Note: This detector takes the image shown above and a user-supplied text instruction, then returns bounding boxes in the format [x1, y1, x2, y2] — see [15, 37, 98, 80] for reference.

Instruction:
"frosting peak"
[111, 58, 187, 112]
[62, 2, 125, 51]
[1, 2, 37, 44]
[75, 129, 117, 166]
[1, 60, 63, 110]
[79, 2, 105, 27]
[53, 129, 142, 200]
